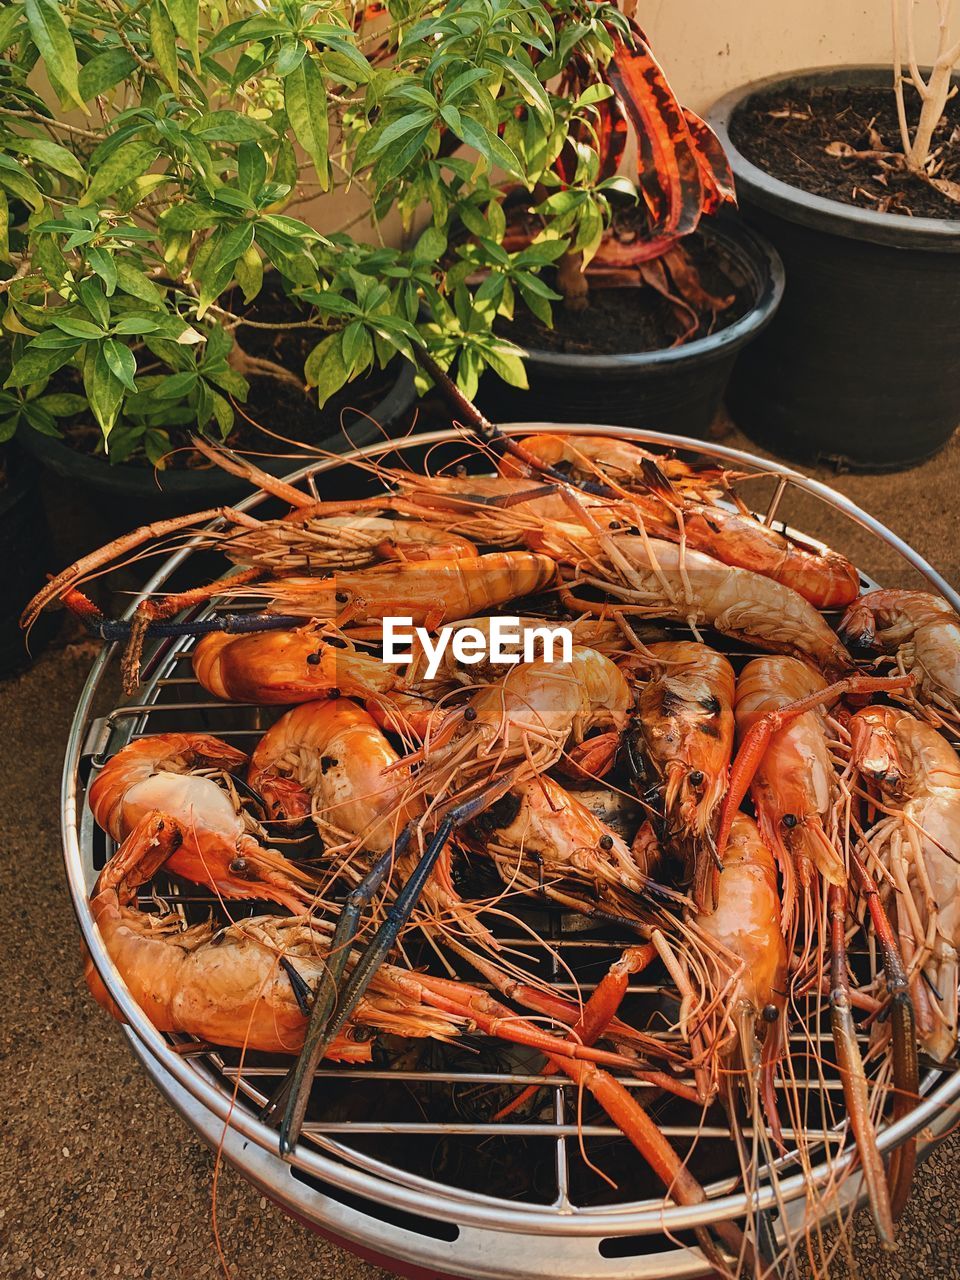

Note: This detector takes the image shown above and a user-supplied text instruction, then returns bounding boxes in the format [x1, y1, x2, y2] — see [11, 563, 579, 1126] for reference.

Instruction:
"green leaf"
[234, 242, 263, 303]
[37, 392, 87, 415]
[196, 221, 254, 316]
[82, 141, 161, 206]
[15, 138, 84, 183]
[237, 141, 266, 198]
[412, 224, 447, 264]
[0, 5, 24, 53]
[304, 331, 349, 407]
[77, 49, 137, 100]
[191, 112, 269, 143]
[284, 56, 329, 190]
[24, 0, 85, 112]
[50, 313, 105, 338]
[0, 191, 8, 264]
[6, 343, 80, 387]
[87, 347, 125, 440]
[115, 261, 166, 306]
[166, 0, 199, 70]
[102, 337, 138, 391]
[455, 115, 523, 178]
[86, 246, 118, 296]
[77, 277, 110, 327]
[149, 1, 179, 93]
[155, 369, 198, 398]
[482, 342, 528, 389]
[111, 315, 161, 335]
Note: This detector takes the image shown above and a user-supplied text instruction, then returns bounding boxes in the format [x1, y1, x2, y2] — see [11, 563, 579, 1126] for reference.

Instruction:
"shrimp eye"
[327, 687, 341, 699]
[689, 770, 704, 787]
[335, 591, 349, 603]
[306, 652, 322, 666]
[608, 520, 621, 530]
[762, 1003, 780, 1023]
[599, 834, 614, 850]
[229, 856, 249, 875]
[464, 707, 478, 722]
[782, 813, 798, 829]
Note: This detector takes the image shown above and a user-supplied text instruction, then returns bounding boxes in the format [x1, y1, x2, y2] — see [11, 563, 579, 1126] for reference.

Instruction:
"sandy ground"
[3, 423, 960, 1280]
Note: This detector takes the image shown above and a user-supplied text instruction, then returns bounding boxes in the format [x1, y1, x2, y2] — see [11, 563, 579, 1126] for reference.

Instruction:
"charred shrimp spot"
[697, 721, 721, 739]
[782, 813, 799, 829]
[761, 1003, 780, 1023]
[699, 694, 721, 715]
[320, 755, 338, 775]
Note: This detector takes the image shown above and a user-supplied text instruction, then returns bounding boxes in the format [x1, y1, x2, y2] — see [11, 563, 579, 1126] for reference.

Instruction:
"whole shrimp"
[543, 517, 853, 678]
[469, 774, 690, 921]
[732, 657, 844, 919]
[840, 589, 960, 726]
[246, 698, 486, 942]
[405, 645, 633, 802]
[193, 625, 409, 708]
[849, 705, 960, 1064]
[697, 813, 787, 1139]
[626, 641, 735, 910]
[511, 433, 860, 608]
[225, 550, 558, 635]
[88, 733, 319, 912]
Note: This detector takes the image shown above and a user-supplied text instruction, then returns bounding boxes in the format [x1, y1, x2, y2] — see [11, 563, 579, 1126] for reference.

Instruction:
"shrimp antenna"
[413, 348, 615, 498]
[263, 771, 518, 1153]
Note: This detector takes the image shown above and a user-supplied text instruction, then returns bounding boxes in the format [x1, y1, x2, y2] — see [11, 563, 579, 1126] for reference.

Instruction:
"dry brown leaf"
[826, 141, 857, 157]
[929, 176, 960, 203]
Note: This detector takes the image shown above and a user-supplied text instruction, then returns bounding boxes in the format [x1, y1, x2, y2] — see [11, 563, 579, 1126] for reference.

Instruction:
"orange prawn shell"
[248, 698, 419, 851]
[192, 627, 402, 705]
[734, 656, 843, 892]
[635, 641, 735, 834]
[699, 813, 786, 1014]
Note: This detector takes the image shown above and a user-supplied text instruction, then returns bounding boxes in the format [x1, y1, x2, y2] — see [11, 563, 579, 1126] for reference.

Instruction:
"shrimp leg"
[273, 775, 516, 1154]
[828, 883, 896, 1249]
[849, 848, 919, 1220]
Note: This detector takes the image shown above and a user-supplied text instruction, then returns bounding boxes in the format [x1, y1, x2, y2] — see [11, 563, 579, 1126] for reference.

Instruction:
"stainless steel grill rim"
[62, 424, 960, 1273]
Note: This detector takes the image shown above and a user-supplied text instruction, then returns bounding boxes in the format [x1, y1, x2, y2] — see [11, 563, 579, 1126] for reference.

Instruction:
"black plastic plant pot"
[709, 67, 960, 471]
[0, 448, 57, 677]
[475, 214, 784, 436]
[18, 360, 417, 528]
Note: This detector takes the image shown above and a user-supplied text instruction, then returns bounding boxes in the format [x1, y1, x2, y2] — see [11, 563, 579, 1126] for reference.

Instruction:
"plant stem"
[556, 248, 589, 311]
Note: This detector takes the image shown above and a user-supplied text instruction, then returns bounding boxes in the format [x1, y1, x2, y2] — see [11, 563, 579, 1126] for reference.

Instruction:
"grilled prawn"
[627, 641, 735, 910]
[88, 733, 319, 912]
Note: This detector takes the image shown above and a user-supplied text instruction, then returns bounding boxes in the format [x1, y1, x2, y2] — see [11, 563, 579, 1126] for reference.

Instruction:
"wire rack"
[63, 424, 960, 1280]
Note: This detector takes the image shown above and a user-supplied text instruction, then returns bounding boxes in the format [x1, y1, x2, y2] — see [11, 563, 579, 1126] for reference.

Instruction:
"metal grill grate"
[64, 425, 960, 1280]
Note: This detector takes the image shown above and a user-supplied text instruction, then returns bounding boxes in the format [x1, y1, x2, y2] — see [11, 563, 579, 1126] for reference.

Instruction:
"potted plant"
[0, 1, 431, 522]
[708, 1, 960, 469]
[463, 23, 785, 434]
[2, 0, 785, 483]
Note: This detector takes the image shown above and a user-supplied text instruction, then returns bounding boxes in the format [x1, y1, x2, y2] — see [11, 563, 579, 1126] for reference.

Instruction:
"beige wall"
[635, 0, 944, 113]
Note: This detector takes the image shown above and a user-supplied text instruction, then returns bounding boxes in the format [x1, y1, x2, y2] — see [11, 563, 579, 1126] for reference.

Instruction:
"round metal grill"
[63, 425, 960, 1279]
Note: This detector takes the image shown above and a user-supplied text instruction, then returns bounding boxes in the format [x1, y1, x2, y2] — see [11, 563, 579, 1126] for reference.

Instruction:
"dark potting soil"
[54, 278, 399, 470]
[494, 227, 753, 357]
[730, 84, 960, 219]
